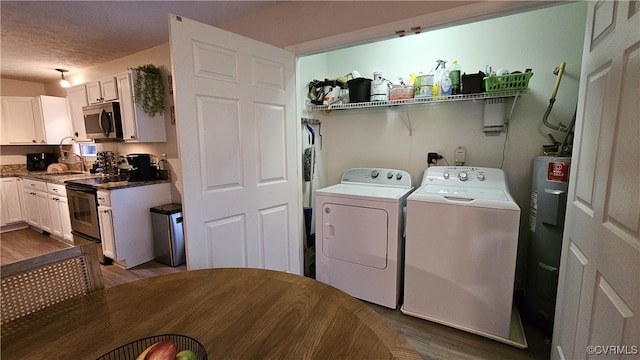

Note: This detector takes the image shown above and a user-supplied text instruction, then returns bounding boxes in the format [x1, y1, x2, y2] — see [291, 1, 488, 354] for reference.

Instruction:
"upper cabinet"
[116, 71, 167, 143]
[66, 84, 90, 142]
[1, 97, 42, 144]
[86, 76, 118, 104]
[1, 95, 73, 145]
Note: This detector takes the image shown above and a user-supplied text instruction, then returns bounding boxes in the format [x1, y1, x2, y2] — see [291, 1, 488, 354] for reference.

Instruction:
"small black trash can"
[150, 203, 185, 267]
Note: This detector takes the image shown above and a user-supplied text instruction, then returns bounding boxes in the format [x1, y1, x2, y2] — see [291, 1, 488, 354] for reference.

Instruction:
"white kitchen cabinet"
[33, 95, 74, 145]
[96, 184, 171, 269]
[58, 196, 72, 242]
[1, 97, 43, 144]
[66, 84, 91, 141]
[47, 183, 72, 243]
[1, 177, 24, 226]
[86, 76, 118, 104]
[116, 71, 167, 142]
[23, 189, 39, 227]
[22, 179, 52, 232]
[16, 178, 27, 223]
[97, 190, 115, 259]
[0, 96, 72, 145]
[98, 211, 116, 261]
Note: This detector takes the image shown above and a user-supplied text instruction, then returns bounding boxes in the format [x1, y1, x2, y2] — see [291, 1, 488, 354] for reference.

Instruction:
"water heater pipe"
[542, 62, 567, 132]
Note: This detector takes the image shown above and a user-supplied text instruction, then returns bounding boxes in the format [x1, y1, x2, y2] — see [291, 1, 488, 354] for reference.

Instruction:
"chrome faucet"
[59, 136, 86, 173]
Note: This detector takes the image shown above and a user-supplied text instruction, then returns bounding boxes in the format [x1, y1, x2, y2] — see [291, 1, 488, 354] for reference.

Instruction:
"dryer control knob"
[396, 173, 403, 180]
[371, 170, 379, 178]
[387, 172, 394, 179]
[458, 172, 469, 181]
[477, 173, 486, 181]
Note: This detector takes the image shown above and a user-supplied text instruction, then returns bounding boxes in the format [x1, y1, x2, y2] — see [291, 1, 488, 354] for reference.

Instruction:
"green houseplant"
[131, 64, 165, 117]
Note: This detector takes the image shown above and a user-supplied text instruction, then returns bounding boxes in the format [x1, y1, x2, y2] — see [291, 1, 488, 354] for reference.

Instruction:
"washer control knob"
[371, 170, 379, 178]
[458, 172, 469, 181]
[396, 173, 403, 180]
[477, 173, 486, 181]
[443, 172, 450, 179]
[387, 172, 394, 179]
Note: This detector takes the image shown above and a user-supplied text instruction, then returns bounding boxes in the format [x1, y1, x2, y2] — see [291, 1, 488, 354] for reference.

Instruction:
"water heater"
[523, 155, 571, 335]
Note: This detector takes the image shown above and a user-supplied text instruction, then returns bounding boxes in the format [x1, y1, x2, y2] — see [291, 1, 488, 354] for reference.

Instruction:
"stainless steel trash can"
[150, 203, 185, 267]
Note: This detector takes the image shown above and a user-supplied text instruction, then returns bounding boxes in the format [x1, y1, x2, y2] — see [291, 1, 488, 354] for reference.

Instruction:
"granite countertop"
[2, 167, 170, 190]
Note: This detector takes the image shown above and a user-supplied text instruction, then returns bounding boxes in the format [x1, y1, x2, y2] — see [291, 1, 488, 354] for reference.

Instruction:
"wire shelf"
[307, 90, 524, 111]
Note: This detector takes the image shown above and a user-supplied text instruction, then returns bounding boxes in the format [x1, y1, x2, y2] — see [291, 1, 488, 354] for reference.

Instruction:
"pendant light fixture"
[56, 68, 70, 88]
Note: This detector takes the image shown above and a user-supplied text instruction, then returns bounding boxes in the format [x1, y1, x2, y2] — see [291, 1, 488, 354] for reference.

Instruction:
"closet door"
[551, 2, 639, 359]
[169, 14, 301, 273]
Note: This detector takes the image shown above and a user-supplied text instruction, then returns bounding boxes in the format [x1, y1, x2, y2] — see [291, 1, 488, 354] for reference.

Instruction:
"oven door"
[66, 186, 101, 239]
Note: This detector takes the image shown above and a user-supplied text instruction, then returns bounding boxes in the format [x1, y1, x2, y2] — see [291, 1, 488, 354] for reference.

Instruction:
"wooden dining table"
[1, 268, 422, 359]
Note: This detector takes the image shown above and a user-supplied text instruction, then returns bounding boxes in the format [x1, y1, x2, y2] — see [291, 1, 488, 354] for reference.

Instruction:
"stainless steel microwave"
[82, 102, 123, 140]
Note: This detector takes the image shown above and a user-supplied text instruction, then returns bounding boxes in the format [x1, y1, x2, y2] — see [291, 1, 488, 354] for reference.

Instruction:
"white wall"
[1, 78, 46, 97]
[51, 44, 183, 202]
[299, 2, 587, 289]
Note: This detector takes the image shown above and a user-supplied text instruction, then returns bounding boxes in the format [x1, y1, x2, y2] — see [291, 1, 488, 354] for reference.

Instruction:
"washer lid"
[412, 185, 509, 201]
[408, 184, 520, 210]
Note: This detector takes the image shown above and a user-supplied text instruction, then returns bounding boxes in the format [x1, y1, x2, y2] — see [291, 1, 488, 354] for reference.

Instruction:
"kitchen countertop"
[2, 169, 170, 190]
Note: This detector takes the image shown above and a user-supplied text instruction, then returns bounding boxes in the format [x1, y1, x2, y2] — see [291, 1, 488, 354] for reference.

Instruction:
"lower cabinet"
[1, 177, 23, 225]
[97, 183, 171, 269]
[15, 178, 71, 242]
[22, 179, 51, 232]
[47, 183, 72, 244]
[1, 177, 24, 226]
[97, 201, 116, 259]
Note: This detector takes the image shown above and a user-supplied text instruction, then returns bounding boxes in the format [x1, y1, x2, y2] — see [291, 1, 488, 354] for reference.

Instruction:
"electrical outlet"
[455, 147, 466, 165]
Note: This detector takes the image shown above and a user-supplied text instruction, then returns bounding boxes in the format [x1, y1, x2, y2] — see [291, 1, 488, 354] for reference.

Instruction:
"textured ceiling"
[1, 1, 551, 85]
[1, 1, 283, 84]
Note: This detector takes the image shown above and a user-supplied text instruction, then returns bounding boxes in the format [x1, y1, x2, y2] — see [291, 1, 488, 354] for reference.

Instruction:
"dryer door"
[321, 203, 388, 269]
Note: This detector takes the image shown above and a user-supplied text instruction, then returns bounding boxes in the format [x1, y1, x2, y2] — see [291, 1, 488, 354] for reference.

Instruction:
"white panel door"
[552, 2, 640, 359]
[169, 14, 301, 273]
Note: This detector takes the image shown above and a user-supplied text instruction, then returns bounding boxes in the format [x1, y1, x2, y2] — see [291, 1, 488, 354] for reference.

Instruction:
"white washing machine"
[315, 168, 414, 309]
[402, 166, 525, 347]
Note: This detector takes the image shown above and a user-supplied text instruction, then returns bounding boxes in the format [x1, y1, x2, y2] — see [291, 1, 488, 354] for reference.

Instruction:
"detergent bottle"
[449, 60, 461, 95]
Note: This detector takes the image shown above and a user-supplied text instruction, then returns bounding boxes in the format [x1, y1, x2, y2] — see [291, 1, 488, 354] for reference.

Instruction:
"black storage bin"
[150, 203, 185, 267]
[347, 77, 372, 103]
[461, 71, 486, 94]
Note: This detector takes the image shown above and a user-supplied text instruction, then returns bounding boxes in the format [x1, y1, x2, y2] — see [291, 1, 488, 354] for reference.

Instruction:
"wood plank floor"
[1, 228, 551, 359]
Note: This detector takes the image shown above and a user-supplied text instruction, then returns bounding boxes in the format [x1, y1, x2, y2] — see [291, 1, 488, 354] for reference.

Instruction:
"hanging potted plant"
[131, 64, 165, 117]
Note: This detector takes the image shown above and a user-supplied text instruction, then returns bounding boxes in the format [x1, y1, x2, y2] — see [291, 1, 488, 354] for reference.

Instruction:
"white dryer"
[402, 166, 525, 347]
[315, 168, 414, 309]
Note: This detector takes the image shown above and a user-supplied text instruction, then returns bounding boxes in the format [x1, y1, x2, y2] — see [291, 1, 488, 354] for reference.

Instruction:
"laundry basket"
[484, 72, 533, 92]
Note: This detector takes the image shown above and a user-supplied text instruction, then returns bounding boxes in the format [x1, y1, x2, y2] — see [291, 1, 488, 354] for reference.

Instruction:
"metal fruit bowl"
[96, 334, 207, 360]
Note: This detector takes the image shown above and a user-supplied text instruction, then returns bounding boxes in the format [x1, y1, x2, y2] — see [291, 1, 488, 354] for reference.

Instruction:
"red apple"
[144, 341, 177, 360]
